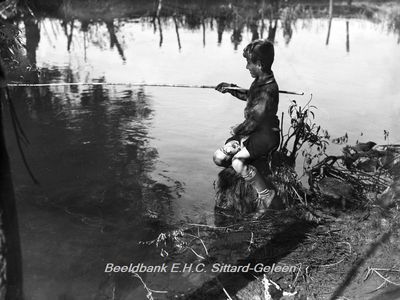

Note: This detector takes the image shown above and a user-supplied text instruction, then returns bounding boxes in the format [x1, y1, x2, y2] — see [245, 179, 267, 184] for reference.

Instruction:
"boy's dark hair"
[243, 39, 274, 73]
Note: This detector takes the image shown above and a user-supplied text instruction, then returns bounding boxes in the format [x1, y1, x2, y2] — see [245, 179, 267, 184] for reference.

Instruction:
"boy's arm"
[225, 87, 248, 101]
[215, 82, 248, 101]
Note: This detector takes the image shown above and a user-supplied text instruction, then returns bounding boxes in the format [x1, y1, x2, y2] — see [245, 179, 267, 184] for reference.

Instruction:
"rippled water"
[3, 2, 400, 299]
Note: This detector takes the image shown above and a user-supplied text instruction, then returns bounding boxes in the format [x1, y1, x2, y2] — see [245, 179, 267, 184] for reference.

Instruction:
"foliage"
[384, 129, 389, 142]
[0, 16, 24, 75]
[0, 0, 17, 20]
[258, 97, 330, 207]
[278, 97, 330, 173]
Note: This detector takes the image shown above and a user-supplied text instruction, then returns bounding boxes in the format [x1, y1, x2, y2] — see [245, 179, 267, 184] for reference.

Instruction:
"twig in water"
[132, 272, 168, 300]
[187, 222, 241, 230]
[221, 285, 234, 300]
[371, 267, 400, 289]
[291, 186, 306, 206]
[320, 257, 345, 268]
[214, 276, 234, 300]
[339, 242, 352, 255]
[111, 286, 115, 300]
[292, 264, 303, 287]
[185, 247, 205, 260]
[373, 268, 400, 273]
[186, 233, 209, 257]
[184, 229, 233, 299]
[246, 232, 254, 253]
[305, 266, 314, 282]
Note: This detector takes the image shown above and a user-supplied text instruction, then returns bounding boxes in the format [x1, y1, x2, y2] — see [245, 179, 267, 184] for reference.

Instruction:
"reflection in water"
[217, 13, 227, 45]
[346, 20, 350, 52]
[268, 18, 278, 43]
[172, 14, 182, 50]
[155, 0, 163, 47]
[326, 0, 333, 45]
[249, 21, 259, 41]
[61, 19, 74, 52]
[388, 10, 400, 44]
[230, 7, 244, 50]
[24, 18, 40, 67]
[105, 20, 126, 61]
[5, 79, 179, 299]
[16, 0, 400, 62]
[281, 7, 294, 45]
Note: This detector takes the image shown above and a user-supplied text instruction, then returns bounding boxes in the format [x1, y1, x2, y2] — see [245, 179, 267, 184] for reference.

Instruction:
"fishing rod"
[224, 86, 304, 95]
[7, 82, 304, 96]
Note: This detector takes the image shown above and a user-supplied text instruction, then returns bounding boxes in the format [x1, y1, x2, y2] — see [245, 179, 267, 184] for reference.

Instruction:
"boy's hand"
[215, 82, 238, 94]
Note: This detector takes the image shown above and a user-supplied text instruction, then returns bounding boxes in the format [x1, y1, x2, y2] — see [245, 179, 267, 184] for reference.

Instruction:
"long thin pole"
[7, 82, 304, 95]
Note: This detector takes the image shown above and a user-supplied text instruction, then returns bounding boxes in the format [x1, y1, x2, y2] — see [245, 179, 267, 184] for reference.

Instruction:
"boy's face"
[246, 58, 262, 78]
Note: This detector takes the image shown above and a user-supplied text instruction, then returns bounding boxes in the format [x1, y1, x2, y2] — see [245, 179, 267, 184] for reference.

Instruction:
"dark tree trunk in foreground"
[0, 63, 24, 299]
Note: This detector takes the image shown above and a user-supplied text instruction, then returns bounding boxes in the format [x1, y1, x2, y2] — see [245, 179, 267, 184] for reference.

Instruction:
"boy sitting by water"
[214, 39, 283, 217]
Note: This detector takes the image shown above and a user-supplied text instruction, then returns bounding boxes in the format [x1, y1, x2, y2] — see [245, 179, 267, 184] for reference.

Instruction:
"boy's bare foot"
[253, 190, 284, 219]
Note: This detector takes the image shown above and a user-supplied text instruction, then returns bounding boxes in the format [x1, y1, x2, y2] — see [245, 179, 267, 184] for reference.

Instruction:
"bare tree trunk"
[0, 62, 24, 300]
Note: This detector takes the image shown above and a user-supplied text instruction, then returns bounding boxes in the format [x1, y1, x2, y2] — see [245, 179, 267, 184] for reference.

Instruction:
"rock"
[372, 144, 400, 154]
[369, 144, 400, 176]
[376, 178, 400, 208]
[316, 177, 354, 210]
[380, 218, 390, 230]
[354, 157, 380, 172]
[352, 141, 376, 152]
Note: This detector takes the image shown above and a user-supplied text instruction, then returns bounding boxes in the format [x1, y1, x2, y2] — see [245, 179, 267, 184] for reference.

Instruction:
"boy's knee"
[232, 157, 246, 174]
[213, 150, 230, 167]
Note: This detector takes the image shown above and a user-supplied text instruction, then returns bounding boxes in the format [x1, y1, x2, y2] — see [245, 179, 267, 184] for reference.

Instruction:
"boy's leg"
[232, 148, 282, 217]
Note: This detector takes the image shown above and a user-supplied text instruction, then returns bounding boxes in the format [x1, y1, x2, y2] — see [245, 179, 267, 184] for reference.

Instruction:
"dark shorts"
[226, 127, 280, 161]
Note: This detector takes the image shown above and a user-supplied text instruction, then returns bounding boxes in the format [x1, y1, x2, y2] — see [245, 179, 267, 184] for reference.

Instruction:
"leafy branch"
[279, 96, 330, 167]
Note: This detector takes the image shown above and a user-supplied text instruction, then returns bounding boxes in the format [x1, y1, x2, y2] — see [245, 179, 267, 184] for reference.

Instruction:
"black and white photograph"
[1, 0, 400, 299]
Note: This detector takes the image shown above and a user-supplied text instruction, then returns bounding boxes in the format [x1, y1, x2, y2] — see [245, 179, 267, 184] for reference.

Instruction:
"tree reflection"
[249, 21, 259, 41]
[281, 6, 296, 44]
[24, 18, 40, 67]
[105, 20, 126, 60]
[172, 14, 181, 49]
[216, 13, 228, 45]
[388, 10, 400, 44]
[12, 0, 400, 60]
[61, 19, 74, 51]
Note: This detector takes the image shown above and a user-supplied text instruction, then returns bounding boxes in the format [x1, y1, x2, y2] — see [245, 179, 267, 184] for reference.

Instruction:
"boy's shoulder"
[250, 77, 278, 94]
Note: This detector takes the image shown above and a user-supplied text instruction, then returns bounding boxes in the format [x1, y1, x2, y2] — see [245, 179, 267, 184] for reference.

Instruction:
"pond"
[3, 0, 400, 299]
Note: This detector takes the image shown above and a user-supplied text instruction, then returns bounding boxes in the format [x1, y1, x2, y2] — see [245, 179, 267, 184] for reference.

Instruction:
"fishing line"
[7, 82, 304, 95]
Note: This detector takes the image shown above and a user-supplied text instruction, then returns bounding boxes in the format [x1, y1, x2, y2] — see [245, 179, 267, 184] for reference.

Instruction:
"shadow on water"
[4, 77, 179, 299]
